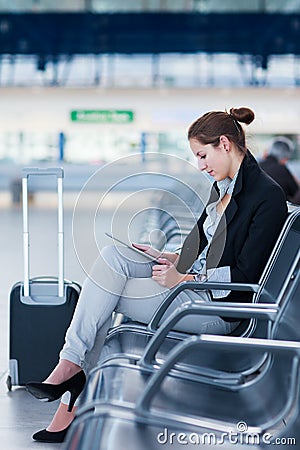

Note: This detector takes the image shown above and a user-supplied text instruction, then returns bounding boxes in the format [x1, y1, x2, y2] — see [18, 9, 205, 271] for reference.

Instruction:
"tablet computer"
[105, 232, 161, 263]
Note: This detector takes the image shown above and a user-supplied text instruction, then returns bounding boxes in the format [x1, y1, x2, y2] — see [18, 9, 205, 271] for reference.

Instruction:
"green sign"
[70, 109, 134, 124]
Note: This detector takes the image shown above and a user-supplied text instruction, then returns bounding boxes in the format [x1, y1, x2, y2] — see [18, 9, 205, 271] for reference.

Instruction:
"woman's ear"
[219, 135, 231, 152]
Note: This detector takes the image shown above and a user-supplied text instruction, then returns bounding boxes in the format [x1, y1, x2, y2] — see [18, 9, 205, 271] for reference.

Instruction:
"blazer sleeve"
[231, 188, 287, 284]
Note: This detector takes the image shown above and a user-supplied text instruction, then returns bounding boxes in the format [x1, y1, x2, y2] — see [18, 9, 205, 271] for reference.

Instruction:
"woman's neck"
[229, 152, 244, 179]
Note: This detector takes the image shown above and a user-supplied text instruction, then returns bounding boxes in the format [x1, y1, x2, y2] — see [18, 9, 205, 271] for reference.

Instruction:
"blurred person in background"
[260, 136, 300, 204]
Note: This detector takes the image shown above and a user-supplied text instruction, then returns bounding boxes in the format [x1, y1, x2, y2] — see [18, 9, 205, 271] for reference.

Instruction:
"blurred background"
[0, 0, 300, 190]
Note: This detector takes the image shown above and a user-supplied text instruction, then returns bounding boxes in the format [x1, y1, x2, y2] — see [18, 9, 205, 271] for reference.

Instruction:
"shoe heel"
[68, 392, 77, 412]
[67, 372, 86, 412]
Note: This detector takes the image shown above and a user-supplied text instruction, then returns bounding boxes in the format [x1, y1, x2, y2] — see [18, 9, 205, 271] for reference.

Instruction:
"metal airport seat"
[63, 403, 259, 450]
[76, 254, 300, 416]
[64, 293, 300, 450]
[64, 402, 296, 450]
[66, 267, 300, 450]
[97, 208, 300, 380]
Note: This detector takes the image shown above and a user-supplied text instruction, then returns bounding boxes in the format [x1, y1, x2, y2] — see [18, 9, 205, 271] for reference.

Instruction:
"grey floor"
[0, 190, 147, 449]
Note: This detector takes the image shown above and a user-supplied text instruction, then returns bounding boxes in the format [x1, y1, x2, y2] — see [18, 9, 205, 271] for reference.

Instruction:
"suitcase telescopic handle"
[22, 167, 64, 298]
[22, 167, 64, 178]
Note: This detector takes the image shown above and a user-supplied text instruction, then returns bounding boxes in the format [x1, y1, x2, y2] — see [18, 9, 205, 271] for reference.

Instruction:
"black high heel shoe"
[26, 370, 86, 412]
[32, 425, 71, 443]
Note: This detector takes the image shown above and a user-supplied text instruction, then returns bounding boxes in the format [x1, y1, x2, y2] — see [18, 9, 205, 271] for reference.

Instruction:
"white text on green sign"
[70, 110, 134, 123]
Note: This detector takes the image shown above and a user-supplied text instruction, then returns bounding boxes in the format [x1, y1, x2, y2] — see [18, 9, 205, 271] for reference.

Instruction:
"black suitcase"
[7, 167, 81, 390]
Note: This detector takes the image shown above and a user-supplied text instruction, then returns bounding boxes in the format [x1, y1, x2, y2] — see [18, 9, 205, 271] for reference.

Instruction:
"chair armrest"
[148, 281, 261, 332]
[136, 335, 300, 415]
[199, 334, 300, 353]
[141, 301, 278, 367]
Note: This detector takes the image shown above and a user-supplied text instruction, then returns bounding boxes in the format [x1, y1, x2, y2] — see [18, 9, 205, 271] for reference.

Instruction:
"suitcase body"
[8, 279, 80, 387]
[7, 168, 81, 389]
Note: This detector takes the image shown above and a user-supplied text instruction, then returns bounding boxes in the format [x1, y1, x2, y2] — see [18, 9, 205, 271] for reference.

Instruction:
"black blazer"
[177, 151, 288, 303]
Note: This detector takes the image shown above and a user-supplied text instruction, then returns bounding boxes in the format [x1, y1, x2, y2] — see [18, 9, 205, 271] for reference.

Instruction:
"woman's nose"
[198, 160, 207, 171]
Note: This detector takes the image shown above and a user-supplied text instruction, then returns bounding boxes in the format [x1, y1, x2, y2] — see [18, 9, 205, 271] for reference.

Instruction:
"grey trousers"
[60, 245, 237, 404]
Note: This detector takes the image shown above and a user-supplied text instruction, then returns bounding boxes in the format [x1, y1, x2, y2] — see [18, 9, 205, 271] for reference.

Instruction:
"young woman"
[26, 107, 287, 442]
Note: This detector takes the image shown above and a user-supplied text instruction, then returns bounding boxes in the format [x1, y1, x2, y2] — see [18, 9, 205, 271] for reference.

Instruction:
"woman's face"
[189, 137, 233, 181]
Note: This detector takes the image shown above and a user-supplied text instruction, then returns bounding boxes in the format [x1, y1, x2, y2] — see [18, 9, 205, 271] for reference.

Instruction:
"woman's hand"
[152, 259, 185, 288]
[132, 243, 179, 264]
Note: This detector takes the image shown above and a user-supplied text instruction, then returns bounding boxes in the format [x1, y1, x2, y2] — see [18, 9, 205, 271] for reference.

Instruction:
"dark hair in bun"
[188, 106, 255, 154]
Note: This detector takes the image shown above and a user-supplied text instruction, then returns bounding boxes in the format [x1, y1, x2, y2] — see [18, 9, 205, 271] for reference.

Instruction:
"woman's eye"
[198, 154, 206, 160]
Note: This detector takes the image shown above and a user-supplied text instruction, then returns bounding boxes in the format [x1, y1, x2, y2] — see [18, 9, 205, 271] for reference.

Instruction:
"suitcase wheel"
[6, 375, 12, 391]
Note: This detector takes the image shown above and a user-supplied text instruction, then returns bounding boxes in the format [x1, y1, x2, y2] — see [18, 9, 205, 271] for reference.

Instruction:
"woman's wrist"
[180, 273, 195, 282]
[179, 273, 207, 282]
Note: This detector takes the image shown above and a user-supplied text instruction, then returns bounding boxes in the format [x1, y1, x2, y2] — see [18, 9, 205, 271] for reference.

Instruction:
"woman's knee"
[100, 244, 141, 269]
[89, 245, 119, 280]
[100, 244, 118, 264]
[96, 244, 134, 278]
